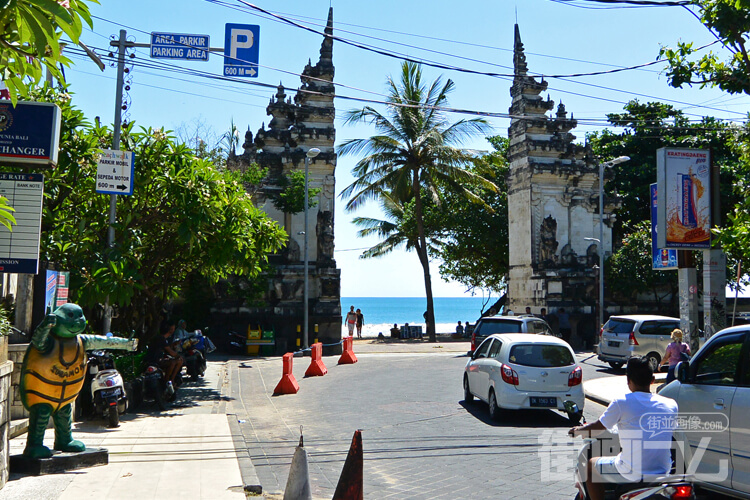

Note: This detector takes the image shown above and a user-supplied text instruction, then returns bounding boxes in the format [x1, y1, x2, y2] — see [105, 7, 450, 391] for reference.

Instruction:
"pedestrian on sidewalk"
[356, 308, 364, 338]
[557, 308, 571, 343]
[345, 306, 357, 337]
[659, 329, 691, 383]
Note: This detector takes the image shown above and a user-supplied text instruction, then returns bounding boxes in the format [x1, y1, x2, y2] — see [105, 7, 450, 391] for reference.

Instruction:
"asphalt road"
[228, 351, 613, 499]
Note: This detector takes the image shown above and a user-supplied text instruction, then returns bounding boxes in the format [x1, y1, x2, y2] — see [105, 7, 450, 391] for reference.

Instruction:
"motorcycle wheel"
[155, 388, 167, 411]
[107, 406, 120, 428]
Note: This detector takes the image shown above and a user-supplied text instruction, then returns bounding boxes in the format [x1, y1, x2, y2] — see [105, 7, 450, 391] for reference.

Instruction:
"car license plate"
[529, 397, 557, 408]
[608, 341, 620, 347]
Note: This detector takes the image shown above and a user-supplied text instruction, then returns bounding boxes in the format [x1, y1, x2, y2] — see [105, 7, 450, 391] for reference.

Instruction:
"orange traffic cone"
[274, 353, 300, 395]
[305, 342, 328, 377]
[338, 336, 358, 365]
[332, 430, 363, 500]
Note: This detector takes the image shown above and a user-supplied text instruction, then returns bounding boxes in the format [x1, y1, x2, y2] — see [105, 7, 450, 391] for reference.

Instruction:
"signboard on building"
[650, 183, 677, 270]
[96, 149, 134, 195]
[0, 173, 44, 274]
[150, 32, 210, 61]
[0, 101, 61, 167]
[223, 23, 260, 77]
[656, 148, 711, 250]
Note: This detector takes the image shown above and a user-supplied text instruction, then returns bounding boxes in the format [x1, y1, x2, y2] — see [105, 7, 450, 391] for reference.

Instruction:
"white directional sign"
[150, 32, 210, 61]
[223, 24, 260, 77]
[96, 149, 135, 196]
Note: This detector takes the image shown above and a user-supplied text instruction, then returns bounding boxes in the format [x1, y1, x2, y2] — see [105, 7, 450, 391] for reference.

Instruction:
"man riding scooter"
[568, 357, 679, 500]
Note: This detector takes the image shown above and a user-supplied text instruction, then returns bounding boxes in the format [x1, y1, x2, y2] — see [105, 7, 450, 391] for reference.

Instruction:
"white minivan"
[658, 325, 750, 499]
[597, 315, 681, 371]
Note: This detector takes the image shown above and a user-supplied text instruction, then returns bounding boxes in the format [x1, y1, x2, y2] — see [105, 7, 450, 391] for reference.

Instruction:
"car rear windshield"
[604, 319, 636, 334]
[508, 344, 575, 367]
[478, 320, 522, 334]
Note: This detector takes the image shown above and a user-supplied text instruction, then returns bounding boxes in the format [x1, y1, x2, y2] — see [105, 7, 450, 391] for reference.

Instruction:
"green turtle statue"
[19, 303, 138, 459]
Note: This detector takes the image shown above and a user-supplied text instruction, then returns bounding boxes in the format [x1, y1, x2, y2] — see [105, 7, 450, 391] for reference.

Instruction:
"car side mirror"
[676, 361, 690, 383]
[468, 349, 475, 358]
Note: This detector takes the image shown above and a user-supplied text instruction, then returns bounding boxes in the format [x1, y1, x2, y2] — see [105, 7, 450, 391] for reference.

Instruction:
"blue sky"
[63, 0, 749, 298]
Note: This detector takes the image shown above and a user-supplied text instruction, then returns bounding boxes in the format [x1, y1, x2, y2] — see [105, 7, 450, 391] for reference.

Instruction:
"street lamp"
[588, 155, 629, 333]
[303, 147, 320, 350]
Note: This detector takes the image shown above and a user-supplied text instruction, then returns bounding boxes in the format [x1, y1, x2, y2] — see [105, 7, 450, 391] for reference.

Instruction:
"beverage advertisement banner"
[656, 148, 711, 250]
[650, 183, 677, 270]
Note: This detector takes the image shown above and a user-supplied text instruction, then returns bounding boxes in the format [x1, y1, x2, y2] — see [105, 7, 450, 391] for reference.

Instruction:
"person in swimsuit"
[345, 306, 357, 337]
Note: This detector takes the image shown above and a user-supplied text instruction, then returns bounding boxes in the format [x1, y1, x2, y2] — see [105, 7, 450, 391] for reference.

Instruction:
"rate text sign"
[96, 149, 135, 196]
[0, 173, 44, 274]
[224, 24, 259, 77]
[150, 32, 210, 61]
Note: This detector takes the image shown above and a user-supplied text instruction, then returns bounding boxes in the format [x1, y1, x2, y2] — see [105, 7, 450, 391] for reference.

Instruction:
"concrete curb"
[228, 414, 263, 495]
[584, 373, 668, 407]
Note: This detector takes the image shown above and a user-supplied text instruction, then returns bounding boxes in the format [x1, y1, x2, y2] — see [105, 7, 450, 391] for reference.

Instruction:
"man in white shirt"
[568, 356, 678, 500]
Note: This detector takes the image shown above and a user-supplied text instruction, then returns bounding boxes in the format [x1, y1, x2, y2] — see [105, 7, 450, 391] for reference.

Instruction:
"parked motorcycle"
[225, 329, 246, 354]
[76, 350, 128, 428]
[142, 362, 181, 411]
[567, 402, 695, 500]
[182, 335, 207, 381]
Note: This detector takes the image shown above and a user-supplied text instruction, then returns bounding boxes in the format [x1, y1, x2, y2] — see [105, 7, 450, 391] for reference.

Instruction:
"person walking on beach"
[356, 308, 364, 338]
[345, 306, 357, 337]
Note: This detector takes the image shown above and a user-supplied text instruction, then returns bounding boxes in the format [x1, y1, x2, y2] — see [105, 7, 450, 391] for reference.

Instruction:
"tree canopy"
[587, 100, 742, 242]
[20, 88, 287, 336]
[0, 0, 95, 102]
[432, 136, 510, 295]
[660, 0, 750, 95]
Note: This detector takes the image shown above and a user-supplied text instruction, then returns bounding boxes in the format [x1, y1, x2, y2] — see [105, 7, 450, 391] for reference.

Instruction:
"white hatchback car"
[463, 333, 585, 423]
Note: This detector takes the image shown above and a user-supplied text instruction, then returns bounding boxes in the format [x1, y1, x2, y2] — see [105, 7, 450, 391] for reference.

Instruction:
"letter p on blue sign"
[223, 23, 260, 77]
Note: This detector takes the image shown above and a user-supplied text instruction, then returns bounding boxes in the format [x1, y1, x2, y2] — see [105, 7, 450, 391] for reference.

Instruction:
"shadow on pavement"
[459, 400, 572, 428]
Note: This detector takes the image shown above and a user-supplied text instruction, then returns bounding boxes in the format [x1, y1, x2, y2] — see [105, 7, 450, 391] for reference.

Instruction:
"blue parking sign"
[224, 24, 260, 77]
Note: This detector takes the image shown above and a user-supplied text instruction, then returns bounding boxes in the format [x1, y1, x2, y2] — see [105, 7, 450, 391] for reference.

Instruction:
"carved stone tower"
[507, 25, 615, 337]
[224, 8, 341, 353]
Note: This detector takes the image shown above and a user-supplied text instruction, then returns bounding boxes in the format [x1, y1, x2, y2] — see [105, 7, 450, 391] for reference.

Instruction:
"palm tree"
[352, 190, 443, 260]
[338, 61, 495, 342]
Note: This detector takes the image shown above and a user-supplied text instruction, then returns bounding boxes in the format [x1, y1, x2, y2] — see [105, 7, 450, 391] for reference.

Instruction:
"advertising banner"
[656, 148, 711, 250]
[650, 183, 677, 270]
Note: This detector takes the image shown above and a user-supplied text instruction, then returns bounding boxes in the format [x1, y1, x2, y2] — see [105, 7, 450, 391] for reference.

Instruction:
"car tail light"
[599, 327, 603, 343]
[500, 364, 519, 385]
[628, 330, 638, 346]
[471, 332, 476, 351]
[568, 366, 582, 386]
[670, 485, 693, 499]
[146, 366, 157, 374]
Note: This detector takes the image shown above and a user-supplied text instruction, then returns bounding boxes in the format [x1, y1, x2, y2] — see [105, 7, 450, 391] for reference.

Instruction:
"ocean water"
[340, 296, 488, 338]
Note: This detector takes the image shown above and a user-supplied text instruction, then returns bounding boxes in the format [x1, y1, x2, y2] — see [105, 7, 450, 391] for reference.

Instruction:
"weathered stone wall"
[8, 344, 27, 420]
[0, 359, 13, 489]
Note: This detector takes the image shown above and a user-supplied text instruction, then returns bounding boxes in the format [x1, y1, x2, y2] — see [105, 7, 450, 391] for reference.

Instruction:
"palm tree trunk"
[412, 170, 436, 342]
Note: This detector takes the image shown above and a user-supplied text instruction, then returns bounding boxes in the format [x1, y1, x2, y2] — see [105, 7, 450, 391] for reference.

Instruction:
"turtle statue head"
[51, 303, 87, 338]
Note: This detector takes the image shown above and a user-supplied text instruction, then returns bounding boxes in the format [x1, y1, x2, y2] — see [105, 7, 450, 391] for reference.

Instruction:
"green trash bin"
[261, 329, 275, 356]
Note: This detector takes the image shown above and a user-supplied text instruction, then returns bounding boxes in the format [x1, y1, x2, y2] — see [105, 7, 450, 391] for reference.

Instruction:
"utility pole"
[102, 30, 128, 334]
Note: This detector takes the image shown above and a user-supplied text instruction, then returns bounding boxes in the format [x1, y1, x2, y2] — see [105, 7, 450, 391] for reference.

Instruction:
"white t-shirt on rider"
[599, 391, 678, 481]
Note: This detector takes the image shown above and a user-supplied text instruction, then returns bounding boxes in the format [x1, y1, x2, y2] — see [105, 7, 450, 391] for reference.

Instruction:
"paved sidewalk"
[585, 372, 667, 406]
[1, 359, 245, 500]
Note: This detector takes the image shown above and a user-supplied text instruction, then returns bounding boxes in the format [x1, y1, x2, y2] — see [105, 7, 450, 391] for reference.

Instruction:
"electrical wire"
[66, 42, 746, 133]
